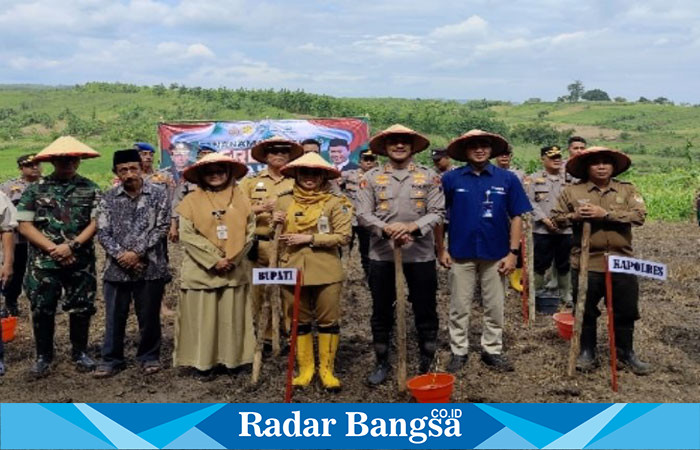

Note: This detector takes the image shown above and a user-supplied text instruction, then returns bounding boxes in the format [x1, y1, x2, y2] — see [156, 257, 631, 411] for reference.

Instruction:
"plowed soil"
[1, 221, 699, 403]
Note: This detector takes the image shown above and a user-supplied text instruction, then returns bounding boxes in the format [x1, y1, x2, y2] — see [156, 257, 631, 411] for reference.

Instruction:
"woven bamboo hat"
[565, 147, 631, 179]
[280, 152, 341, 180]
[183, 152, 249, 183]
[368, 124, 430, 156]
[446, 129, 510, 161]
[250, 136, 304, 164]
[33, 136, 100, 162]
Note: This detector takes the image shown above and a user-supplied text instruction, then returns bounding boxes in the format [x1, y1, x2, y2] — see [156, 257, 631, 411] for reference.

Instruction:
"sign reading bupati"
[157, 118, 370, 179]
[608, 255, 668, 281]
[253, 268, 299, 285]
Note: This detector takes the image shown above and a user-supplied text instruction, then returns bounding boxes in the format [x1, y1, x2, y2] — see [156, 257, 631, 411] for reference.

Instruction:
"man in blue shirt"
[440, 130, 532, 373]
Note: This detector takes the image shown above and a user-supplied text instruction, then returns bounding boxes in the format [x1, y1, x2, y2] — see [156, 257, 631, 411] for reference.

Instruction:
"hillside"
[0, 83, 698, 220]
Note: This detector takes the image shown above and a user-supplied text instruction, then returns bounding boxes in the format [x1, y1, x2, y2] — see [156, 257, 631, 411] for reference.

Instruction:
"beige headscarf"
[177, 181, 251, 259]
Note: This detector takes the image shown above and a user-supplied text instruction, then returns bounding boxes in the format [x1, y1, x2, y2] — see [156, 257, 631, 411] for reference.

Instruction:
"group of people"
[0, 125, 652, 386]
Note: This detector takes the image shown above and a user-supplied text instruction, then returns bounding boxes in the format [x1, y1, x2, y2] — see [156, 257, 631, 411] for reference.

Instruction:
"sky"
[1, 0, 699, 102]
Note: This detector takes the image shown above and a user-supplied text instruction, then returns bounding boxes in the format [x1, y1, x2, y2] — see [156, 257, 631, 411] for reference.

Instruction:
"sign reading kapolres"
[157, 118, 370, 178]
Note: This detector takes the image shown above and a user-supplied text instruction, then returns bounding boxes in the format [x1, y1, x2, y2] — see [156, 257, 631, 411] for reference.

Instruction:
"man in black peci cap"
[94, 149, 171, 377]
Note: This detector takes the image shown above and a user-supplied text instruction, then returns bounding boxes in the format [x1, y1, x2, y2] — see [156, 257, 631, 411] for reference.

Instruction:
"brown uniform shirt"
[356, 162, 444, 263]
[527, 169, 572, 235]
[239, 169, 294, 238]
[276, 192, 353, 285]
[550, 179, 646, 272]
[340, 168, 367, 226]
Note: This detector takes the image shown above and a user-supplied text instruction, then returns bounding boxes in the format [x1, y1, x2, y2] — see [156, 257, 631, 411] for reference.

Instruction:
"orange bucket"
[1, 316, 17, 343]
[553, 312, 574, 340]
[406, 373, 455, 403]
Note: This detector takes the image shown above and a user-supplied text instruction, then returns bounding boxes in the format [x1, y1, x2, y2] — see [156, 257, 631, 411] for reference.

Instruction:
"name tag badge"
[317, 215, 330, 234]
[482, 201, 494, 218]
[216, 225, 229, 240]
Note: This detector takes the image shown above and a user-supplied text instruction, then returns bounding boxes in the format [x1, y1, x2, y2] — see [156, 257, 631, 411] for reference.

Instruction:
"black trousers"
[2, 242, 28, 311]
[101, 280, 165, 367]
[533, 233, 572, 275]
[368, 260, 438, 344]
[351, 226, 371, 279]
[572, 270, 639, 329]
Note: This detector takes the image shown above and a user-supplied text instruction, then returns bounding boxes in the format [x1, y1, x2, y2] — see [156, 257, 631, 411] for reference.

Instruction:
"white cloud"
[430, 15, 488, 39]
[8, 57, 61, 70]
[351, 34, 428, 58]
[156, 42, 215, 59]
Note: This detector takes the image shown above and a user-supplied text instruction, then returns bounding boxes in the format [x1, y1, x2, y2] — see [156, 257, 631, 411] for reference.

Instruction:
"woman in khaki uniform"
[272, 152, 353, 390]
[174, 153, 256, 379]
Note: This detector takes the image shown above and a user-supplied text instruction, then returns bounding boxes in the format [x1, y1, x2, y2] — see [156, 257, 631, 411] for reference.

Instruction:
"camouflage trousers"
[24, 264, 97, 316]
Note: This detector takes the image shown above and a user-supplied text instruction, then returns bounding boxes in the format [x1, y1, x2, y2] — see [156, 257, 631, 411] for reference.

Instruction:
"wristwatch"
[68, 240, 82, 251]
[509, 248, 521, 256]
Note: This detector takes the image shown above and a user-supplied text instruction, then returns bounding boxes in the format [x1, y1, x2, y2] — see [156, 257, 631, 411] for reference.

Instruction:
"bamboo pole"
[568, 221, 591, 377]
[251, 224, 283, 383]
[394, 246, 407, 392]
[525, 214, 536, 327]
[604, 254, 619, 392]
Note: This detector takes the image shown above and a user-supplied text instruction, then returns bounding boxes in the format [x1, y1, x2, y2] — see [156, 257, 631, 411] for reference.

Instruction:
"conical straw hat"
[250, 136, 304, 163]
[446, 129, 510, 161]
[183, 152, 249, 184]
[280, 152, 341, 180]
[33, 136, 100, 162]
[565, 147, 631, 179]
[368, 124, 430, 156]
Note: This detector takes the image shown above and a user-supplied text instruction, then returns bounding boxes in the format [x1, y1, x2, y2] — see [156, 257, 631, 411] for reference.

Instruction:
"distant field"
[1, 84, 698, 220]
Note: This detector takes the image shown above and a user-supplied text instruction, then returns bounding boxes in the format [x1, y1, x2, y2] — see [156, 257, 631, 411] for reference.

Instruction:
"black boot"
[367, 342, 390, 386]
[616, 326, 652, 375]
[418, 333, 437, 374]
[576, 325, 598, 372]
[30, 313, 55, 377]
[70, 314, 96, 372]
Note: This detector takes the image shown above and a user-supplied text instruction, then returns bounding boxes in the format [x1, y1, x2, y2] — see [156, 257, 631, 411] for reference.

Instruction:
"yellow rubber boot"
[317, 333, 341, 391]
[292, 333, 315, 387]
[509, 269, 523, 292]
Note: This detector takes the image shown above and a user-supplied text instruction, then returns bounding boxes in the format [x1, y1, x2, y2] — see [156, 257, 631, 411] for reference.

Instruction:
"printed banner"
[156, 118, 370, 181]
[607, 255, 668, 280]
[2, 403, 699, 449]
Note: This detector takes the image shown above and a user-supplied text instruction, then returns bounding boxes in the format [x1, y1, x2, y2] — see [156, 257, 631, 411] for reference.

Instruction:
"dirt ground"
[1, 221, 699, 404]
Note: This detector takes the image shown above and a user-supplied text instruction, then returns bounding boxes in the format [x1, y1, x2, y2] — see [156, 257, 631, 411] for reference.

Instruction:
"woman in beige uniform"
[174, 153, 255, 379]
[272, 152, 353, 390]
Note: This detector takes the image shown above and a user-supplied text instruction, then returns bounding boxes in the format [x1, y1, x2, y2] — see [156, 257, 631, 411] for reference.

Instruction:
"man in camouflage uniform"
[357, 124, 445, 384]
[0, 191, 18, 376]
[551, 147, 651, 375]
[340, 148, 378, 279]
[0, 153, 41, 316]
[240, 137, 302, 337]
[526, 146, 572, 303]
[17, 136, 101, 377]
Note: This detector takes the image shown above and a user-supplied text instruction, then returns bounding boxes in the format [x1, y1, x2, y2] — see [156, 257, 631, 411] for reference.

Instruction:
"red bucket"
[1, 316, 17, 343]
[406, 373, 455, 403]
[553, 312, 574, 340]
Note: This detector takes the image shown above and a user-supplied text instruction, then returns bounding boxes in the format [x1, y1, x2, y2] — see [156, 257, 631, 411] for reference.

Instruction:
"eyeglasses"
[361, 156, 377, 162]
